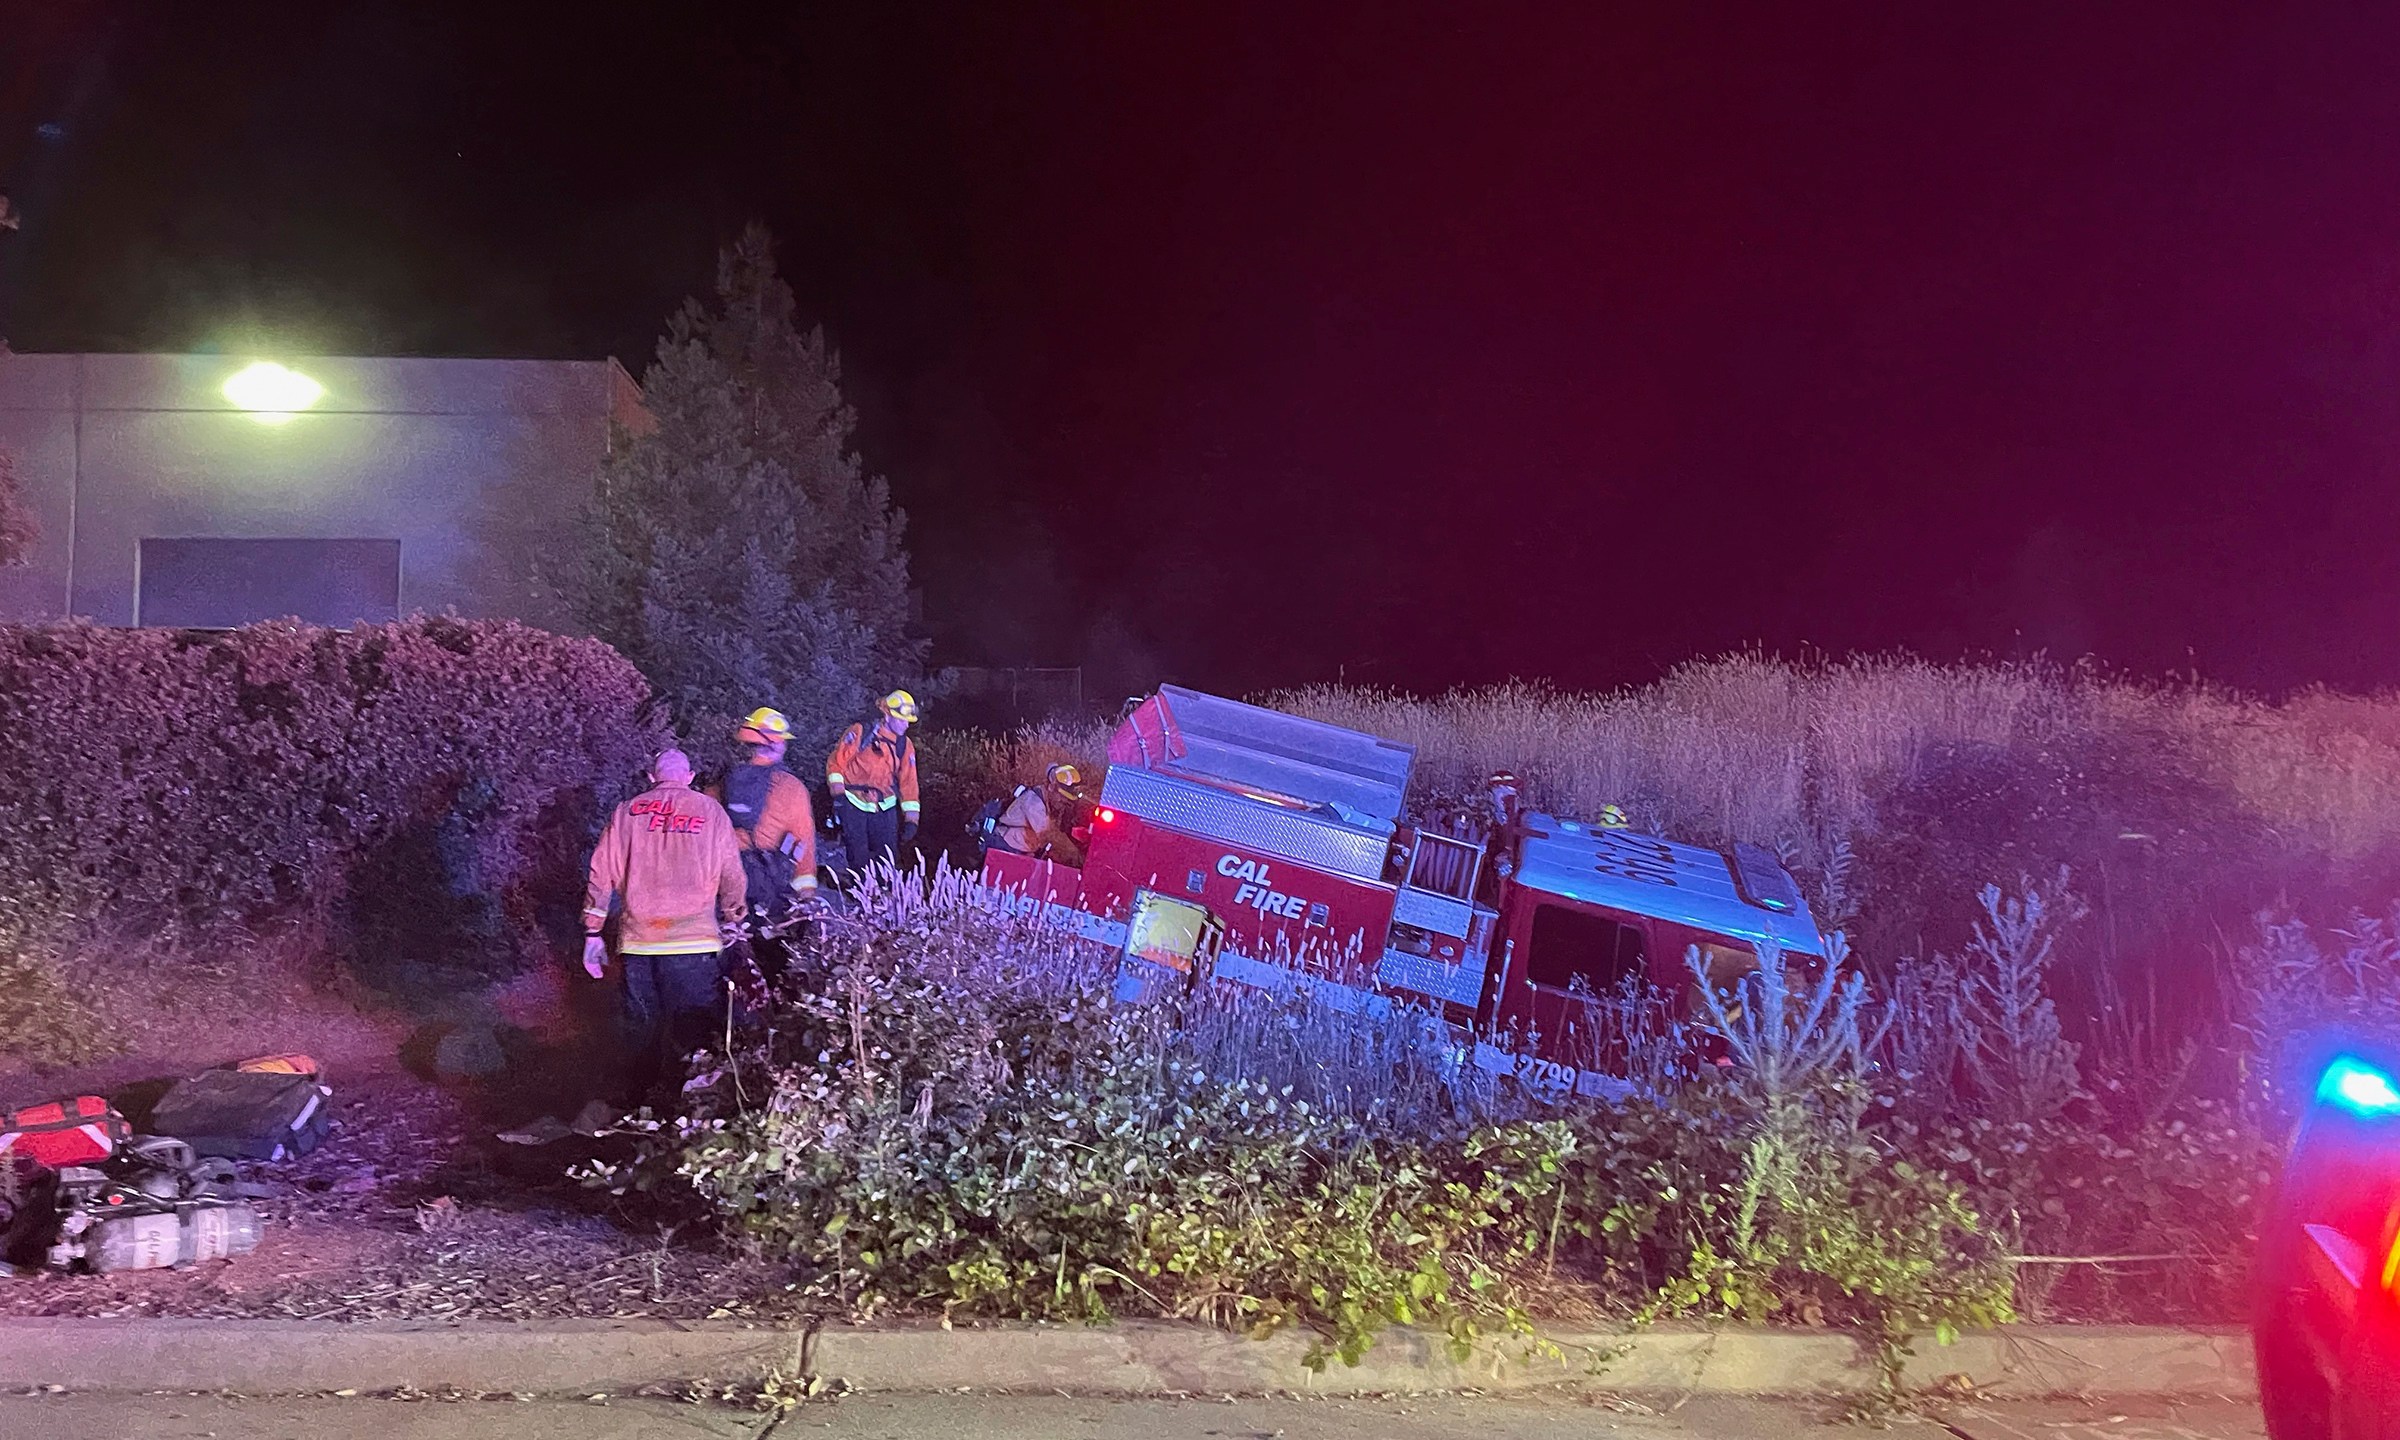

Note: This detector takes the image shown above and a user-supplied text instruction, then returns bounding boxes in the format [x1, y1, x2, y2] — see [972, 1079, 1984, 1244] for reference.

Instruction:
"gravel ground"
[0, 1045, 804, 1324]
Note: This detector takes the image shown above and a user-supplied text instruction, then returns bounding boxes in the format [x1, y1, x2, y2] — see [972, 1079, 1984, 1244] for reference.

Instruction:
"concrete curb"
[0, 1318, 2256, 1400]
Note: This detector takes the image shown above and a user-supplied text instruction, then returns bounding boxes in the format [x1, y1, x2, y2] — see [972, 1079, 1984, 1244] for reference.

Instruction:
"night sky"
[8, 3, 2400, 697]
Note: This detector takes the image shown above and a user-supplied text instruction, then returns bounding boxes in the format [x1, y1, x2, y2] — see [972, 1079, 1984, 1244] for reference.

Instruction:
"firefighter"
[1485, 770, 1523, 827]
[582, 749, 748, 1103]
[992, 763, 1088, 865]
[711, 707, 820, 982]
[825, 689, 921, 881]
[1597, 804, 1630, 830]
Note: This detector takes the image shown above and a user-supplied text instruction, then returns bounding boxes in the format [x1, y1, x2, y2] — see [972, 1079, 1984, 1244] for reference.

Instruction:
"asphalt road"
[0, 1391, 2267, 1440]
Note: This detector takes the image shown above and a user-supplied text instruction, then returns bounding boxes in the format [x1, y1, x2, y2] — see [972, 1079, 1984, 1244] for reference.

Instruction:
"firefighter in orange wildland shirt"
[825, 689, 921, 882]
[708, 706, 819, 982]
[583, 749, 747, 1099]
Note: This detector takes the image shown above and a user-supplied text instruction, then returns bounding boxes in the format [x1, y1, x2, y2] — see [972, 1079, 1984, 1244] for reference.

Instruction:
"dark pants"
[747, 926, 810, 988]
[619, 949, 726, 1103]
[837, 804, 903, 881]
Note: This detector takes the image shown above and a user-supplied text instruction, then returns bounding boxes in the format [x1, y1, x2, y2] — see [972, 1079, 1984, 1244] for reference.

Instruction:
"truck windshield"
[1526, 905, 1648, 993]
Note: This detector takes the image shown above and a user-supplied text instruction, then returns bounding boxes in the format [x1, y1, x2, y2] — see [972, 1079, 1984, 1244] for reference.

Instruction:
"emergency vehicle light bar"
[2319, 1056, 2400, 1119]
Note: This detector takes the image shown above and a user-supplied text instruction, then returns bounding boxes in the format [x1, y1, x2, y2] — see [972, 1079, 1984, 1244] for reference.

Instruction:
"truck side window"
[1693, 941, 1756, 990]
[1525, 905, 1647, 993]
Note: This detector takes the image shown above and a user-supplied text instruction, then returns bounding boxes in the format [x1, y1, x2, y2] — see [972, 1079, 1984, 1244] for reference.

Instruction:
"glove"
[582, 935, 608, 979]
[900, 820, 919, 843]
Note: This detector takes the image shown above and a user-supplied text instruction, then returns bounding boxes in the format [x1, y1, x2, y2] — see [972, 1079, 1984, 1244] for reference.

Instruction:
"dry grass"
[914, 716, 1114, 850]
[1271, 656, 2400, 1057]
[1284, 655, 2374, 865]
[931, 652, 2400, 878]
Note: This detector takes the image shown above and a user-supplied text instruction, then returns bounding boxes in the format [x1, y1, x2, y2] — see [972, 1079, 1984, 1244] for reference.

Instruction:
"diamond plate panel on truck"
[1100, 765, 1392, 881]
[1377, 946, 1491, 1008]
[1151, 684, 1415, 823]
[1392, 885, 1473, 937]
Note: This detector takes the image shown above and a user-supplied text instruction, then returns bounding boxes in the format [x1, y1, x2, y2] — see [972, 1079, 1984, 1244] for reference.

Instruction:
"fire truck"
[980, 685, 1829, 1094]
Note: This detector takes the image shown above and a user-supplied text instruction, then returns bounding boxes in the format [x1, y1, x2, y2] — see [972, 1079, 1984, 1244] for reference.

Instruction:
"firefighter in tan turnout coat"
[583, 749, 746, 1098]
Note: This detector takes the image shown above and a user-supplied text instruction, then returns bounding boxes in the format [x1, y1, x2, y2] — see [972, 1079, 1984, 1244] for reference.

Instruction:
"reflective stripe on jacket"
[826, 723, 920, 815]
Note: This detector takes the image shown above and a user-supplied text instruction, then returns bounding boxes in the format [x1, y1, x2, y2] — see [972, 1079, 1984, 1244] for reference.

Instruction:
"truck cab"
[980, 685, 1830, 1090]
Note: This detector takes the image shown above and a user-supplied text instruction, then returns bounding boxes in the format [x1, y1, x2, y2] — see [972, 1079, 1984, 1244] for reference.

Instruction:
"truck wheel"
[2256, 1303, 2331, 1440]
[2330, 1330, 2400, 1440]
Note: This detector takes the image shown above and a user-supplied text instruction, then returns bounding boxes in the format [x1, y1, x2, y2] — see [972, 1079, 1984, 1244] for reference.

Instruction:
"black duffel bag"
[149, 1069, 333, 1162]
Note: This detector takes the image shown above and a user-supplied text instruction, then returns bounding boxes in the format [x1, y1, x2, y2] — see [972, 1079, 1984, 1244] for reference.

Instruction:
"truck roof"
[1109, 685, 1416, 830]
[1514, 814, 1827, 959]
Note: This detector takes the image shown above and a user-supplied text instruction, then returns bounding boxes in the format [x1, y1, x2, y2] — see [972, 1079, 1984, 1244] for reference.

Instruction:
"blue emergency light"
[2318, 1056, 2400, 1118]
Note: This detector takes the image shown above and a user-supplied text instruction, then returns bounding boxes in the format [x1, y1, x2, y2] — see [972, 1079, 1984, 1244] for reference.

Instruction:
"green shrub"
[1877, 880, 2282, 1323]
[594, 882, 1568, 1365]
[597, 869, 2016, 1368]
[1557, 943, 2013, 1347]
[0, 618, 666, 986]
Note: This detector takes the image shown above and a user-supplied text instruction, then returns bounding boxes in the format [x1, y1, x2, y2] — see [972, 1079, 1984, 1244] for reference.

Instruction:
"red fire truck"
[981, 686, 1829, 1094]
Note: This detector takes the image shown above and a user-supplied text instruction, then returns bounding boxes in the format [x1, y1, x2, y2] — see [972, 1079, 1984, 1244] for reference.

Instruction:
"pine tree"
[564, 226, 920, 757]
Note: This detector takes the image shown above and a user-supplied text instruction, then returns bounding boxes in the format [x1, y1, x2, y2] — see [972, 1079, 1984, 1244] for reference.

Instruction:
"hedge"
[0, 618, 667, 984]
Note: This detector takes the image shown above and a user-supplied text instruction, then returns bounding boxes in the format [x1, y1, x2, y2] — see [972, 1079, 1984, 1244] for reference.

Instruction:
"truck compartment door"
[1115, 888, 1225, 1005]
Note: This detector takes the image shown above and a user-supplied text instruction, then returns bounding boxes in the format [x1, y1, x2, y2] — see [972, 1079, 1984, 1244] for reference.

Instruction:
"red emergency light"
[1096, 807, 1117, 825]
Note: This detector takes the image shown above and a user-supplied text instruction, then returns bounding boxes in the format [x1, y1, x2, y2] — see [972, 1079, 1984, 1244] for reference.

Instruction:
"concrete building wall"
[0, 352, 643, 628]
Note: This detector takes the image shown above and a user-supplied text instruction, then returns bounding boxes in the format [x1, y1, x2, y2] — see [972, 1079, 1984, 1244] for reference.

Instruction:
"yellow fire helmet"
[878, 689, 921, 723]
[1046, 762, 1083, 790]
[737, 707, 793, 745]
[1597, 804, 1630, 829]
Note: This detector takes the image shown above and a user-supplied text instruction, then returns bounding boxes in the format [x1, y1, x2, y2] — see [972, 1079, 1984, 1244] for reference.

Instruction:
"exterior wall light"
[222, 362, 326, 424]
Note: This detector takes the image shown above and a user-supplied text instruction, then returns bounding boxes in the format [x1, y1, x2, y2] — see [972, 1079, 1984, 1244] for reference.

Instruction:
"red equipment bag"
[0, 1096, 130, 1167]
